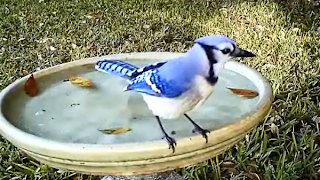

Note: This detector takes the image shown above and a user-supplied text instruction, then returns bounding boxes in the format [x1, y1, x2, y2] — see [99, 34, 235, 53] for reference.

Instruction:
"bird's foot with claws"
[162, 134, 177, 153]
[192, 126, 210, 143]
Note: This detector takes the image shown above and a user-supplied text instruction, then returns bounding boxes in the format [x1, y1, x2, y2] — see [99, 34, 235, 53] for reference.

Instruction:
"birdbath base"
[100, 171, 184, 180]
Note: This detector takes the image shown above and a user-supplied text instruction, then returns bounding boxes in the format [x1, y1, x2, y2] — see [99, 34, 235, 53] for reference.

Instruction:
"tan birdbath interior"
[0, 52, 273, 180]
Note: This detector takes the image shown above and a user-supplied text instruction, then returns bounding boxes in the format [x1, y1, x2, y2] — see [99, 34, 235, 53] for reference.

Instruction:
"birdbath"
[0, 52, 273, 180]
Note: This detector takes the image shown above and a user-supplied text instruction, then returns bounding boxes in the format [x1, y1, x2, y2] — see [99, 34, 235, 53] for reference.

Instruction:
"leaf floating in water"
[227, 88, 259, 98]
[24, 74, 38, 97]
[69, 77, 92, 87]
[99, 127, 132, 135]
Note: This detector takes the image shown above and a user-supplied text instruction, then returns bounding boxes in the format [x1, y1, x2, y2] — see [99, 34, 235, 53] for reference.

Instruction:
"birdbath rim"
[0, 52, 273, 175]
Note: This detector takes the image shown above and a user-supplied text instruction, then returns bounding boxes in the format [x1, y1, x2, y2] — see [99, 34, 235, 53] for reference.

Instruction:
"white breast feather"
[141, 75, 214, 119]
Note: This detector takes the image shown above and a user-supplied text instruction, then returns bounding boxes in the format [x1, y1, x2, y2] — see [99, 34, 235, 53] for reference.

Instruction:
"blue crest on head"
[194, 35, 235, 47]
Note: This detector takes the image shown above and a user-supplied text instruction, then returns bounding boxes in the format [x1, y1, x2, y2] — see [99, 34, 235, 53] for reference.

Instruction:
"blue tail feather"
[95, 60, 168, 80]
[95, 60, 139, 79]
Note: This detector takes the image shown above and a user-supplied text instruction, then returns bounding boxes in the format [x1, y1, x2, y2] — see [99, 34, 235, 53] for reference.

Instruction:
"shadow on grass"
[275, 0, 320, 31]
[275, 0, 320, 63]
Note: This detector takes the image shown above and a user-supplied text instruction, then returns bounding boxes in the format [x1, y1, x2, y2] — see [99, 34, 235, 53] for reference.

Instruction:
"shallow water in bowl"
[3, 59, 259, 145]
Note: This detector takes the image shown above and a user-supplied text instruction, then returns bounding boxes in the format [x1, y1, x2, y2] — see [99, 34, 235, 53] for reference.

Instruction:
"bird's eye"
[221, 48, 231, 54]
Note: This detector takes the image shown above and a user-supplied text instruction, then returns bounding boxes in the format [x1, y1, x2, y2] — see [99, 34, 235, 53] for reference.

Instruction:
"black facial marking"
[207, 71, 218, 85]
[199, 44, 217, 64]
[198, 44, 218, 85]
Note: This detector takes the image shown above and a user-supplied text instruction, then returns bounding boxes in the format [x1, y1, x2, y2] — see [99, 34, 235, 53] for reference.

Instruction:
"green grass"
[1, 0, 320, 179]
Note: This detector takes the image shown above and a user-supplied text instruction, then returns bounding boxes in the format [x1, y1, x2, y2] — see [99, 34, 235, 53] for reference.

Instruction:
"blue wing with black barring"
[124, 69, 190, 98]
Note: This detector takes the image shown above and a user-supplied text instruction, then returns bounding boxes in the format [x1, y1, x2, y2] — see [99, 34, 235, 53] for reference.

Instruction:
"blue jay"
[95, 35, 255, 153]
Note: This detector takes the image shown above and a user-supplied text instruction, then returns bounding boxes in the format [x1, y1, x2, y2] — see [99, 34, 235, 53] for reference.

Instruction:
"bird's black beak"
[232, 48, 256, 57]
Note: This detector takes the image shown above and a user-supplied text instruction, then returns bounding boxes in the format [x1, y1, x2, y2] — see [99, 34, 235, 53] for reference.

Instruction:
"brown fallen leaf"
[24, 74, 38, 96]
[69, 77, 92, 87]
[87, 44, 98, 55]
[72, 175, 81, 180]
[92, 13, 103, 20]
[224, 168, 240, 176]
[19, 150, 27, 156]
[244, 172, 260, 180]
[99, 127, 131, 135]
[227, 88, 259, 98]
[19, 70, 30, 77]
[221, 161, 236, 169]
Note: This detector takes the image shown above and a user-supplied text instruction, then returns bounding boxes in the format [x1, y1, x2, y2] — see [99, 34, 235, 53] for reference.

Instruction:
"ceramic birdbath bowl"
[0, 52, 273, 177]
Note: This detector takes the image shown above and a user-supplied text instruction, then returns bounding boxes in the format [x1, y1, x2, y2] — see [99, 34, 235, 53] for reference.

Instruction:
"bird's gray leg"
[184, 114, 210, 143]
[155, 116, 177, 153]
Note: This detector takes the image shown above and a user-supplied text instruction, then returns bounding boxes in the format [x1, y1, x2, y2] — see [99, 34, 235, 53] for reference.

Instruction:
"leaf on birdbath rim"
[69, 77, 92, 87]
[24, 74, 38, 97]
[227, 88, 259, 98]
[99, 127, 132, 135]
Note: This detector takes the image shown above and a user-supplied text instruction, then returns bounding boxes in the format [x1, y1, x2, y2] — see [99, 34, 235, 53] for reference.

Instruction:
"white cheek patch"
[212, 49, 232, 76]
[212, 50, 232, 63]
[216, 42, 234, 52]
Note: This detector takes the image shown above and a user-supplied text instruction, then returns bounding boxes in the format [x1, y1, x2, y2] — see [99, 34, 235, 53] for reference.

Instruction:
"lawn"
[1, 0, 320, 179]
